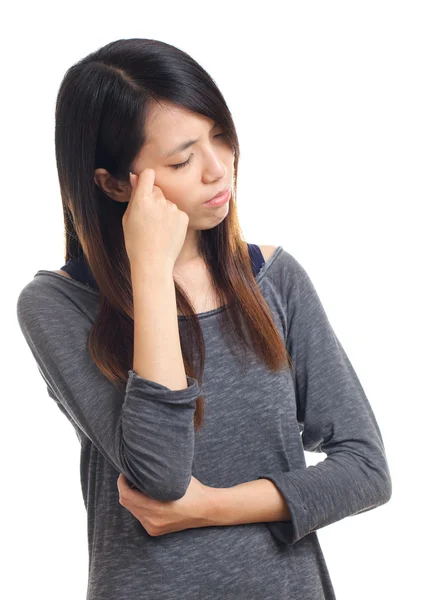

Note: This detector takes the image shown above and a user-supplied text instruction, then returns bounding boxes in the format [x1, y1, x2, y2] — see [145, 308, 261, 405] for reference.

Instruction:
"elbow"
[355, 475, 392, 517]
[120, 450, 193, 502]
[376, 464, 392, 506]
[153, 475, 192, 502]
[358, 452, 393, 510]
[122, 469, 191, 502]
[118, 408, 195, 502]
[372, 450, 393, 506]
[119, 425, 195, 501]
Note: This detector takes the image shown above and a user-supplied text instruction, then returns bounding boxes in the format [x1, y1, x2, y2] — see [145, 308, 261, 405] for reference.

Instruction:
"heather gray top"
[16, 246, 392, 600]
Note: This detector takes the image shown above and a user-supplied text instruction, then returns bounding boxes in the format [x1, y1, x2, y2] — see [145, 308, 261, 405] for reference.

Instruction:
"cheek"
[154, 176, 184, 200]
[163, 180, 195, 209]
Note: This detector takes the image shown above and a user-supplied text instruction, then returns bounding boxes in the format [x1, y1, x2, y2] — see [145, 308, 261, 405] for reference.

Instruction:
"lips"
[206, 185, 231, 203]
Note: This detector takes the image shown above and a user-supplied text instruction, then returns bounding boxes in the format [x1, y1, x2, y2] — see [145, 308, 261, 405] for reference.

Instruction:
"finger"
[117, 474, 125, 492]
[129, 172, 137, 189]
[134, 167, 156, 197]
[118, 476, 143, 505]
[117, 474, 133, 495]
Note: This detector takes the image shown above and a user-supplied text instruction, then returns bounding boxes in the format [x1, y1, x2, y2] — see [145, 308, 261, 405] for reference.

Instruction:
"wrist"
[205, 487, 230, 527]
[130, 260, 175, 280]
[130, 264, 175, 290]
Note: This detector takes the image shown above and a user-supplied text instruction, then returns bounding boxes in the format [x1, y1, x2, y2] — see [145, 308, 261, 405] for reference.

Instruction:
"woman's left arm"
[248, 253, 393, 545]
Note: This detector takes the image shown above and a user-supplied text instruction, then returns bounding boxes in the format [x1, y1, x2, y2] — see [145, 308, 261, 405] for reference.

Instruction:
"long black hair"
[55, 38, 292, 429]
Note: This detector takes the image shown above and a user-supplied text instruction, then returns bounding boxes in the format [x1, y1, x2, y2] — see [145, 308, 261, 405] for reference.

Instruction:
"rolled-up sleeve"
[16, 278, 201, 502]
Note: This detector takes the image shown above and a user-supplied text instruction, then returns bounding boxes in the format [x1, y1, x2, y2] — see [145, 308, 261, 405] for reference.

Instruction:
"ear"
[94, 168, 131, 203]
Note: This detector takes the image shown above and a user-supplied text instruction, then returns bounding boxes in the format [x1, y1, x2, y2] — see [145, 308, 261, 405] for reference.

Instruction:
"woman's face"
[131, 102, 235, 229]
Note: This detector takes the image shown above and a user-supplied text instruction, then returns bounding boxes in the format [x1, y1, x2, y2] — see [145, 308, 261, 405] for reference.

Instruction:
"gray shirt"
[16, 245, 392, 600]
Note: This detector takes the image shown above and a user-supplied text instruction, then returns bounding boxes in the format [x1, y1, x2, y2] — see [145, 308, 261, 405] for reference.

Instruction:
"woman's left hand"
[117, 473, 217, 536]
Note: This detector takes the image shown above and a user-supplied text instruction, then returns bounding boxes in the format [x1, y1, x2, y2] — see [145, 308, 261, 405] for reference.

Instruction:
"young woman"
[16, 38, 392, 600]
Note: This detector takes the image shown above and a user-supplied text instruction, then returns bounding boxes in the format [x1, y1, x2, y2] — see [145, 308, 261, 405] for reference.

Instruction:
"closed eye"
[171, 134, 227, 170]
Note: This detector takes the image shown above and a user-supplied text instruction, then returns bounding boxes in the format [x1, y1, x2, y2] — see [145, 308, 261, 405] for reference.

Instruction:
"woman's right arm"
[16, 275, 200, 501]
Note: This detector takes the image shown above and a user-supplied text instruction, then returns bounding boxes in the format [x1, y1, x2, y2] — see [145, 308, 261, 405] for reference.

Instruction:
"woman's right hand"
[122, 168, 190, 271]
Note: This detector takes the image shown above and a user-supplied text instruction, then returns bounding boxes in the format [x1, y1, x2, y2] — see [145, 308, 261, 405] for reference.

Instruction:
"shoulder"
[52, 269, 73, 279]
[258, 245, 278, 263]
[17, 270, 89, 338]
[256, 245, 304, 298]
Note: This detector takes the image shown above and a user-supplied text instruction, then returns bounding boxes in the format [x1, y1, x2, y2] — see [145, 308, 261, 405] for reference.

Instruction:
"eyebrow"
[163, 121, 218, 159]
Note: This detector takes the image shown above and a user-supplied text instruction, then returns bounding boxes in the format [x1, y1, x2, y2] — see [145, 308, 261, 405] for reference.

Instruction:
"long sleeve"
[16, 277, 201, 501]
[257, 252, 392, 544]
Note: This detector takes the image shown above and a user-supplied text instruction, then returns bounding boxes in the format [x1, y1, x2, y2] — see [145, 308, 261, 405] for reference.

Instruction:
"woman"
[16, 38, 392, 599]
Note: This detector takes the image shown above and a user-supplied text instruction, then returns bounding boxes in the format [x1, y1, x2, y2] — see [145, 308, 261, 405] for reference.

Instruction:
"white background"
[3, 1, 437, 598]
